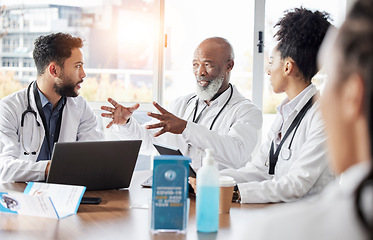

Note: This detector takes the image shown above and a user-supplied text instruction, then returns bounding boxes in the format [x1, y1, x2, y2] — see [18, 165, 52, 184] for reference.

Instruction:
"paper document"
[0, 182, 85, 219]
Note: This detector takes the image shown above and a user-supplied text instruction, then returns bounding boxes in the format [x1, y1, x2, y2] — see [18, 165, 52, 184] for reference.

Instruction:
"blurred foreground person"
[243, 0, 373, 239]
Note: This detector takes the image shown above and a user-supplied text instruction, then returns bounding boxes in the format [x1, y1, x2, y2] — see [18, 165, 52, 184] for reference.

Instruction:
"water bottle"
[196, 149, 219, 232]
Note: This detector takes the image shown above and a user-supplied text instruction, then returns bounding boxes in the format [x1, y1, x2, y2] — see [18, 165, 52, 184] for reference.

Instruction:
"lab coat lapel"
[29, 83, 46, 145]
[58, 98, 81, 142]
[30, 83, 81, 143]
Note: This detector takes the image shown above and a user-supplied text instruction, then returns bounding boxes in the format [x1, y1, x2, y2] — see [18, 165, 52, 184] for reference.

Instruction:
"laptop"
[46, 140, 142, 191]
[141, 143, 196, 188]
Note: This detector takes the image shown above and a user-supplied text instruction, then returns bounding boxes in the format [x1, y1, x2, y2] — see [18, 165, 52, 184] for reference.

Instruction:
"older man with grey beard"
[101, 37, 262, 171]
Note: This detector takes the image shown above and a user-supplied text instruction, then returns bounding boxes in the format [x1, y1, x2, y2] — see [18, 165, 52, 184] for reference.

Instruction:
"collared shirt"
[36, 90, 66, 161]
[274, 84, 312, 146]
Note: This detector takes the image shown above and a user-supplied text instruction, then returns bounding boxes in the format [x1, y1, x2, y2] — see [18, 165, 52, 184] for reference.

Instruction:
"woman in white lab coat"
[0, 33, 103, 183]
[241, 1, 373, 239]
[196, 8, 335, 203]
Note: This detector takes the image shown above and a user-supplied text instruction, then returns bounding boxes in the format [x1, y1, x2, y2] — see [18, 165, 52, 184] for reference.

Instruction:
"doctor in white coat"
[101, 37, 262, 171]
[240, 1, 373, 238]
[190, 8, 334, 203]
[0, 33, 103, 183]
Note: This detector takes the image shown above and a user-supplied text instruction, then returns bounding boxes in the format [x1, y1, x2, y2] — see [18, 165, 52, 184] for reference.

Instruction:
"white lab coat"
[240, 162, 372, 240]
[0, 83, 104, 183]
[221, 85, 334, 203]
[112, 84, 262, 170]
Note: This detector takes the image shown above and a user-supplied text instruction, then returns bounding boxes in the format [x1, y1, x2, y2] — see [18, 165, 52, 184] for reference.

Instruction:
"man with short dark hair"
[0, 32, 103, 183]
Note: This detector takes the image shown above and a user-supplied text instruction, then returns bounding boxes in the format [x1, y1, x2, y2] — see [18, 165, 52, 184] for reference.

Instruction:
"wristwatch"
[232, 185, 241, 202]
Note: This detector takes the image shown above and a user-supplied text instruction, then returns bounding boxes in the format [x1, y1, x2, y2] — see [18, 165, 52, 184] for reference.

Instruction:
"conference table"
[0, 170, 275, 240]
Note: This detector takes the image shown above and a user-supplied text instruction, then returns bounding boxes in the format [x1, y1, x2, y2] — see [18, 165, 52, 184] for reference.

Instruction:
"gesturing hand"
[146, 101, 187, 137]
[101, 98, 140, 128]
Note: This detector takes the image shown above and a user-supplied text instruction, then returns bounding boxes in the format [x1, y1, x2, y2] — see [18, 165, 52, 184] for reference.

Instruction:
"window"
[23, 36, 37, 52]
[163, 0, 256, 106]
[2, 57, 19, 67]
[80, 1, 155, 103]
[2, 1, 157, 103]
[0, 0, 347, 113]
[2, 37, 19, 52]
[22, 58, 34, 68]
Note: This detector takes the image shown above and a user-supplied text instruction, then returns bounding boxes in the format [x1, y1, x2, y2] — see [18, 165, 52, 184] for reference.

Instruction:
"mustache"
[196, 76, 210, 82]
[76, 79, 84, 86]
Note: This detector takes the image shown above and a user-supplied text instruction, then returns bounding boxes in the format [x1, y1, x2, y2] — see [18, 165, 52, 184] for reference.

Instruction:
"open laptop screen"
[47, 140, 141, 190]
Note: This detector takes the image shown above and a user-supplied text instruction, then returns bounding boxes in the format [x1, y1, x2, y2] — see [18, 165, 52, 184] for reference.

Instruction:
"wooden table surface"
[0, 170, 274, 240]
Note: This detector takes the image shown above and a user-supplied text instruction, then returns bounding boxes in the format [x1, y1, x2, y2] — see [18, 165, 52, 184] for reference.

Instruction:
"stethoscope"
[264, 130, 295, 168]
[187, 83, 233, 130]
[20, 82, 43, 155]
[21, 81, 65, 156]
[267, 96, 315, 175]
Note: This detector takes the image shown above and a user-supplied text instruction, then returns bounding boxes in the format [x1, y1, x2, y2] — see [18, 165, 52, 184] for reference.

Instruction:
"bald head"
[196, 37, 235, 61]
[193, 37, 235, 101]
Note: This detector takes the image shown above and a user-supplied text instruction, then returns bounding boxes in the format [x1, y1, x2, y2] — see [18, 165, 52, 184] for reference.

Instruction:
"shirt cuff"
[237, 183, 248, 204]
[112, 117, 132, 132]
[38, 160, 50, 181]
[181, 121, 195, 144]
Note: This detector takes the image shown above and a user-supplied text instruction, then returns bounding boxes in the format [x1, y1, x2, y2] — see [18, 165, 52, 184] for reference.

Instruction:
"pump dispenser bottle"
[196, 148, 219, 232]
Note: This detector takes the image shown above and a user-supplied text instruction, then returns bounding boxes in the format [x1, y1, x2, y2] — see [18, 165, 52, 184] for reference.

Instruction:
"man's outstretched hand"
[101, 98, 140, 128]
[146, 101, 187, 137]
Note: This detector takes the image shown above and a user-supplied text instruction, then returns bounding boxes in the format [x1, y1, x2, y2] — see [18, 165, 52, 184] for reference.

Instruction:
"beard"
[53, 72, 82, 98]
[195, 75, 224, 101]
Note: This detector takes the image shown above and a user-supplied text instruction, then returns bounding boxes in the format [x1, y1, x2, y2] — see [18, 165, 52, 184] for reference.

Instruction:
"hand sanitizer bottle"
[196, 149, 219, 232]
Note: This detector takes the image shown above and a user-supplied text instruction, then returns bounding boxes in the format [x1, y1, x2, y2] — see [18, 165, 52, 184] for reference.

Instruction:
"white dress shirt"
[112, 84, 262, 170]
[274, 84, 312, 147]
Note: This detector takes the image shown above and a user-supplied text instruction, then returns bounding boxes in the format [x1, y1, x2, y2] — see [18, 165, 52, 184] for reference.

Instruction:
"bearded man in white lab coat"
[0, 33, 103, 183]
[101, 37, 262, 171]
[190, 8, 335, 203]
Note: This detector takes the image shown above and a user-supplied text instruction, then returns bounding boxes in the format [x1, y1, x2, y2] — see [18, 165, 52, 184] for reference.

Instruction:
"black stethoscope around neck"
[188, 83, 233, 130]
[21, 81, 65, 156]
[267, 95, 315, 175]
[21, 81, 42, 155]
